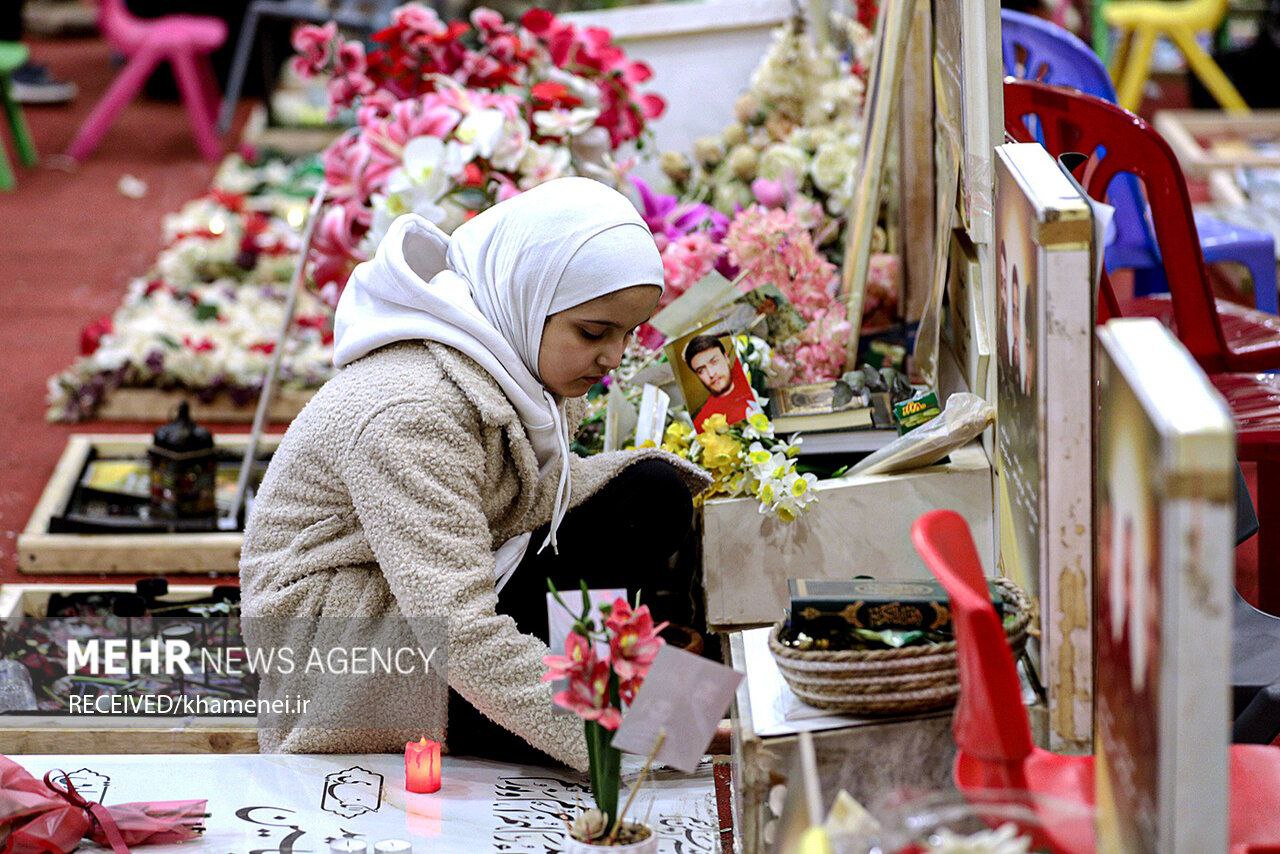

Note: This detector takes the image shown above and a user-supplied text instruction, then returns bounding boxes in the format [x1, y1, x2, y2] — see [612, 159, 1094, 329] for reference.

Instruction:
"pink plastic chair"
[68, 0, 226, 161]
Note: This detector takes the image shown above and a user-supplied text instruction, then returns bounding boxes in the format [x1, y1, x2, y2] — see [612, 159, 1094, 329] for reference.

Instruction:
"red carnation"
[520, 8, 556, 36]
[80, 317, 113, 356]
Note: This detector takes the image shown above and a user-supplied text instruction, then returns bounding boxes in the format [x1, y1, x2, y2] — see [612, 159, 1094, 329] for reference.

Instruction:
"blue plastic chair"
[1001, 8, 1278, 314]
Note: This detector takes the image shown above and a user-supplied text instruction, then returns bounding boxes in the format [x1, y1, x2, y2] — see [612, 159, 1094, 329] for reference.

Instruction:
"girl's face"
[539, 285, 662, 398]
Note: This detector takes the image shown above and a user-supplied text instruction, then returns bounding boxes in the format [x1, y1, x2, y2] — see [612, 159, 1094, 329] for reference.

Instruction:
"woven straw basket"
[768, 577, 1032, 715]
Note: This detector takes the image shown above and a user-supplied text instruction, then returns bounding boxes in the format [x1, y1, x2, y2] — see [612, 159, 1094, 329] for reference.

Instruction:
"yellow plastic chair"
[1105, 0, 1248, 113]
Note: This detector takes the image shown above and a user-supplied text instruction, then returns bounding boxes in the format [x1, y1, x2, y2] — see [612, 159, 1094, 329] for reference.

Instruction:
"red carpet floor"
[0, 36, 1265, 604]
[0, 34, 252, 586]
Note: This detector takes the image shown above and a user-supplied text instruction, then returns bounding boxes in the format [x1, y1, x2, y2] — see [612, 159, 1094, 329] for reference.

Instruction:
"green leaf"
[194, 303, 220, 322]
[585, 720, 602, 812]
[546, 579, 572, 617]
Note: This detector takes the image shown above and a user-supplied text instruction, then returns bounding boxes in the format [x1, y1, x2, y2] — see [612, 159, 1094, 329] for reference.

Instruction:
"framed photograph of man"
[666, 321, 760, 433]
[994, 142, 1095, 751]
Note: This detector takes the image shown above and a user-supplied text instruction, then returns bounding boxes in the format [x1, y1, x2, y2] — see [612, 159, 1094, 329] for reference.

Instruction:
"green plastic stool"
[0, 42, 38, 192]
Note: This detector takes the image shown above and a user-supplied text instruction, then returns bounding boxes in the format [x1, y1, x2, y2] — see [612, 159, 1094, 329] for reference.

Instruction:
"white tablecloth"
[13, 752, 717, 854]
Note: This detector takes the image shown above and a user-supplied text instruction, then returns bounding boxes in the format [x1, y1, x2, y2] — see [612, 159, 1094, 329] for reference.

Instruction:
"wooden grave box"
[0, 582, 257, 754]
[18, 433, 281, 576]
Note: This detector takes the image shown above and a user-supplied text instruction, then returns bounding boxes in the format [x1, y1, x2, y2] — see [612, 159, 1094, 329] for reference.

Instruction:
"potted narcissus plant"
[543, 583, 666, 852]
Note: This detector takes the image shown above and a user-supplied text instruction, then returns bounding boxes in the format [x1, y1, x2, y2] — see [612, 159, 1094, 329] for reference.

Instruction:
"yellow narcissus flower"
[700, 432, 741, 468]
[661, 421, 694, 456]
[665, 421, 693, 443]
[747, 412, 771, 434]
[791, 476, 810, 497]
[776, 505, 797, 523]
[702, 413, 730, 435]
[758, 481, 776, 505]
[748, 447, 773, 466]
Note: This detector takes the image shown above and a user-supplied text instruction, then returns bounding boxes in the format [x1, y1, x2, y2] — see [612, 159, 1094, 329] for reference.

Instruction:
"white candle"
[330, 841, 367, 854]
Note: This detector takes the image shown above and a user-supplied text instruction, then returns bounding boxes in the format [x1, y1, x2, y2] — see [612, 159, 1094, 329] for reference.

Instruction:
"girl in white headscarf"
[240, 178, 710, 770]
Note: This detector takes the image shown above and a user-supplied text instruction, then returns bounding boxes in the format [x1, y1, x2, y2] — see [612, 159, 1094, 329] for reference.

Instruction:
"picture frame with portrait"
[993, 142, 1095, 751]
[1094, 319, 1234, 852]
[665, 320, 762, 434]
[736, 283, 808, 346]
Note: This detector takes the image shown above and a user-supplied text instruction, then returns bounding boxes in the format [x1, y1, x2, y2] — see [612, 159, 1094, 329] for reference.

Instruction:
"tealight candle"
[404, 737, 441, 794]
[373, 840, 413, 853]
[329, 841, 366, 854]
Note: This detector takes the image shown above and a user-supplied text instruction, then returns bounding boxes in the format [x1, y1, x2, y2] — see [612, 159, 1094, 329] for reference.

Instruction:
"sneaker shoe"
[11, 62, 77, 105]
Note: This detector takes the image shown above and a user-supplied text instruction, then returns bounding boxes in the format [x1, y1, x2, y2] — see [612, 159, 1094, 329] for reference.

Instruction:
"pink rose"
[751, 177, 788, 209]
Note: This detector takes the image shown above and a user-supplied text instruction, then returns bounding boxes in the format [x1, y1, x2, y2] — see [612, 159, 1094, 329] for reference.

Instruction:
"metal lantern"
[148, 402, 217, 519]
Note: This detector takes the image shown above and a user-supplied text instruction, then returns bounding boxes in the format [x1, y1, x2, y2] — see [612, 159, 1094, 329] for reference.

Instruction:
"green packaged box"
[894, 390, 941, 434]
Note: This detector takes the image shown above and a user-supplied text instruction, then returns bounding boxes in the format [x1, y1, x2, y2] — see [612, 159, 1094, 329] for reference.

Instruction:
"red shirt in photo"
[693, 361, 756, 432]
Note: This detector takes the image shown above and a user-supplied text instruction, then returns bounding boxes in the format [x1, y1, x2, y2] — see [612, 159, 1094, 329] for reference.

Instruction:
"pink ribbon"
[42, 770, 131, 854]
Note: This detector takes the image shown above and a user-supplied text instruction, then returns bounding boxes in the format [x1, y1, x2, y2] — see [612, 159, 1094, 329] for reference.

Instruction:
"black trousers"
[445, 458, 695, 766]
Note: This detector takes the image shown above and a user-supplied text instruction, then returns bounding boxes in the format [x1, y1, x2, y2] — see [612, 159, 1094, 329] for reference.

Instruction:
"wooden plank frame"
[1154, 110, 1280, 176]
[0, 583, 258, 754]
[900, 0, 937, 324]
[95, 387, 314, 424]
[242, 103, 345, 157]
[843, 0, 918, 364]
[16, 433, 282, 576]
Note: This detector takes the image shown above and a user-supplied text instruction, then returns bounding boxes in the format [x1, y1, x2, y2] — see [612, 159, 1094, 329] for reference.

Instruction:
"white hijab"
[332, 177, 664, 591]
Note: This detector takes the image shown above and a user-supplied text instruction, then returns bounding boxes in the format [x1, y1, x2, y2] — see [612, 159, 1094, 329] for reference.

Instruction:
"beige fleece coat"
[239, 340, 710, 769]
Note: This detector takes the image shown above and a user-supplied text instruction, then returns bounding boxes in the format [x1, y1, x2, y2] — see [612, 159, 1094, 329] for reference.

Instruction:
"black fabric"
[1236, 462, 1260, 547]
[1, 0, 24, 42]
[1191, 2, 1280, 109]
[445, 458, 696, 766]
[1234, 679, 1280, 744]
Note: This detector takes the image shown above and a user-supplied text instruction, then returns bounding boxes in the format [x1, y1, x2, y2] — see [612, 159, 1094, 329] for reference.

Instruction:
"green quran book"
[787, 577, 1005, 634]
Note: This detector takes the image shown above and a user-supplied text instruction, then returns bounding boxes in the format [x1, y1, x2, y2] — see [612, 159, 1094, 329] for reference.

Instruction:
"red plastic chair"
[911, 509, 1280, 853]
[1209, 373, 1280, 612]
[67, 0, 226, 161]
[1003, 78, 1280, 374]
[910, 510, 1094, 854]
[1005, 79, 1280, 611]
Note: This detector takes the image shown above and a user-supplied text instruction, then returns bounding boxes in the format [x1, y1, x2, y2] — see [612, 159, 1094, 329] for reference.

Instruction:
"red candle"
[405, 737, 441, 794]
